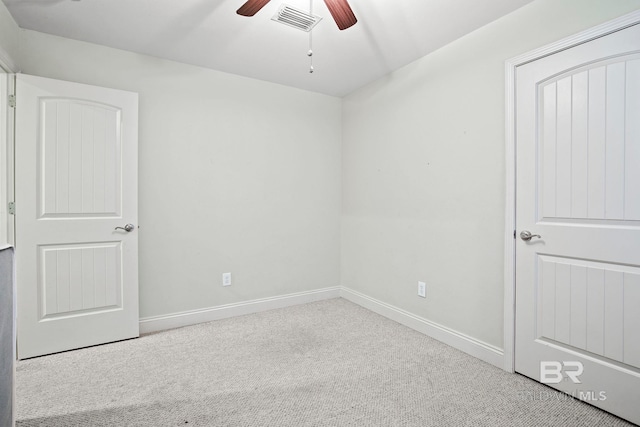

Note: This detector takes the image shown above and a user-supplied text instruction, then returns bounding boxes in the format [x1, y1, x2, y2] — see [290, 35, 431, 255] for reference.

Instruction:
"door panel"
[539, 57, 640, 222]
[39, 99, 121, 218]
[40, 242, 122, 318]
[515, 23, 640, 424]
[536, 256, 640, 368]
[16, 74, 138, 359]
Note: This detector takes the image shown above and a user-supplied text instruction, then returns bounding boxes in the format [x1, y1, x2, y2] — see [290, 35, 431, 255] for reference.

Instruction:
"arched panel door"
[515, 23, 640, 424]
[15, 74, 139, 359]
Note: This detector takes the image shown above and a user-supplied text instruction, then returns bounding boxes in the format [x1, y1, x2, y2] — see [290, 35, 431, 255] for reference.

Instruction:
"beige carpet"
[16, 298, 633, 426]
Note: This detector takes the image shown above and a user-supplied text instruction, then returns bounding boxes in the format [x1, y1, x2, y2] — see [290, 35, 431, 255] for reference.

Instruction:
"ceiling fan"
[237, 0, 357, 30]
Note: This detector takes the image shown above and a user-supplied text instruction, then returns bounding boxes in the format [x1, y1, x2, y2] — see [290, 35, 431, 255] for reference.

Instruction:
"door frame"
[503, 9, 640, 373]
[0, 41, 17, 427]
[0, 49, 16, 247]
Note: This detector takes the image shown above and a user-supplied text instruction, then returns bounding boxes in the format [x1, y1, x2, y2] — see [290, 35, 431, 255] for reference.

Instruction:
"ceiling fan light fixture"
[271, 4, 322, 32]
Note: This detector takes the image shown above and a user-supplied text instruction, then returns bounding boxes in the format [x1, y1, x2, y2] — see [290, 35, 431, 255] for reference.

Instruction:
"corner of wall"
[0, 2, 20, 72]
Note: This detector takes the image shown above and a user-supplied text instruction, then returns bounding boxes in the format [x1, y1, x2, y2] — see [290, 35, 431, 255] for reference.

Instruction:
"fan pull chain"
[308, 33, 313, 73]
[308, 0, 314, 73]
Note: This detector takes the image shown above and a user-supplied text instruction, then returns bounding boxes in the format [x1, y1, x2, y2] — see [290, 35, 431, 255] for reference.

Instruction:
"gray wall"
[0, 2, 19, 69]
[3, 0, 640, 359]
[19, 31, 343, 319]
[342, 0, 640, 349]
[0, 246, 14, 427]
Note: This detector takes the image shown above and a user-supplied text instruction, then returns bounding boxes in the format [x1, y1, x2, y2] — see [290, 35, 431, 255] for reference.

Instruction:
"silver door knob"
[520, 230, 541, 241]
[115, 223, 135, 232]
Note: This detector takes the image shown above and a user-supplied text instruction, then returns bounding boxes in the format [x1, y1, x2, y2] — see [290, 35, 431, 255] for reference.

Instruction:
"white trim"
[506, 10, 640, 68]
[140, 285, 506, 369]
[0, 70, 14, 248]
[0, 71, 8, 246]
[5, 74, 14, 247]
[139, 287, 341, 334]
[340, 287, 504, 369]
[0, 46, 17, 74]
[503, 9, 640, 373]
[503, 55, 516, 374]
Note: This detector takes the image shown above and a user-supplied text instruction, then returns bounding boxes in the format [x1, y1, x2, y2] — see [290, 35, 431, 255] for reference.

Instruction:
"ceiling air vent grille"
[272, 4, 322, 32]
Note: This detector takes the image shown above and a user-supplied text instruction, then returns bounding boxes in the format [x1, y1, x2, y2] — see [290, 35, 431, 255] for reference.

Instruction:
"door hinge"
[513, 229, 516, 239]
[8, 94, 16, 108]
[8, 201, 15, 215]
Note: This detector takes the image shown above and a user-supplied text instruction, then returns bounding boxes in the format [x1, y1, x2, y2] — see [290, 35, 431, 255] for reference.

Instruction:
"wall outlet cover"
[418, 281, 426, 298]
[223, 272, 232, 287]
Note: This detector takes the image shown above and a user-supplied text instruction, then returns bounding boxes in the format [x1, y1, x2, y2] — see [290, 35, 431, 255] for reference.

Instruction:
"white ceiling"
[3, 0, 534, 97]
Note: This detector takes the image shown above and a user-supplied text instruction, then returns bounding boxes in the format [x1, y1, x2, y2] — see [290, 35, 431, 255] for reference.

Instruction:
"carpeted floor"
[16, 298, 634, 426]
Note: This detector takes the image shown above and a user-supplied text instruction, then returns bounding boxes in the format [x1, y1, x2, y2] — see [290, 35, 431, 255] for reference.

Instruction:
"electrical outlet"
[222, 272, 232, 287]
[418, 281, 426, 298]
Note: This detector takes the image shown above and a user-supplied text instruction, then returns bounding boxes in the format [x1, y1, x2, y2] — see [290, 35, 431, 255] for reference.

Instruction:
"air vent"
[272, 4, 322, 32]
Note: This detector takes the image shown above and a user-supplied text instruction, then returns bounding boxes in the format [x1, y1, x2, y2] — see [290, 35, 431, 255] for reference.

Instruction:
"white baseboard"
[139, 285, 505, 370]
[139, 287, 341, 334]
[340, 287, 504, 369]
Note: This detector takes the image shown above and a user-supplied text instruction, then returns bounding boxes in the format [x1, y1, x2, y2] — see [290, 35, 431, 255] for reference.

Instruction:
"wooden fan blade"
[237, 0, 271, 17]
[323, 0, 357, 30]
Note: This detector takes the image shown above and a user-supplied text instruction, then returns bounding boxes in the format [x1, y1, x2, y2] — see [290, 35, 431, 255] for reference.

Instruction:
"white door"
[15, 74, 139, 359]
[515, 23, 640, 423]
